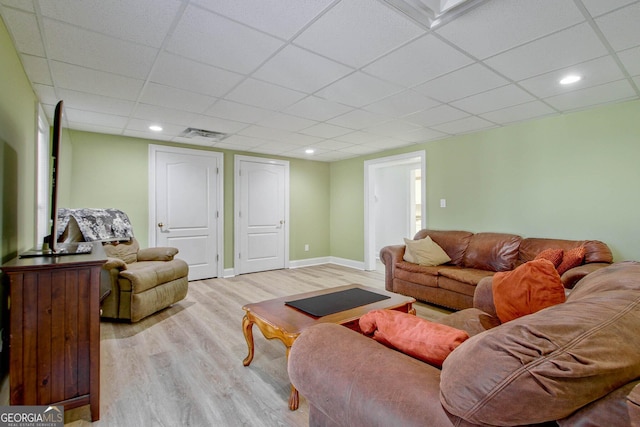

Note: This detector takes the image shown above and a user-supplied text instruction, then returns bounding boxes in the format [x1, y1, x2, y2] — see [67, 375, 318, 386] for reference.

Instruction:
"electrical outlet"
[440, 198, 447, 208]
[304, 244, 309, 251]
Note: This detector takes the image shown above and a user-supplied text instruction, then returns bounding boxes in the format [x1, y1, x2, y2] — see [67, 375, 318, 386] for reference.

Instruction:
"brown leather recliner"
[101, 238, 189, 322]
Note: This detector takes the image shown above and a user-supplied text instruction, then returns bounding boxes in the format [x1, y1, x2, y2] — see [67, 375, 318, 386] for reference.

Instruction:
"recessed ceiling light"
[305, 148, 315, 154]
[560, 75, 581, 85]
[149, 125, 163, 132]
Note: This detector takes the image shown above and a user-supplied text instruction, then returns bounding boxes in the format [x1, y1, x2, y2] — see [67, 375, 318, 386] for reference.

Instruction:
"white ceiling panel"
[166, 5, 284, 74]
[451, 84, 535, 115]
[594, 3, 640, 51]
[225, 78, 306, 110]
[436, 0, 585, 59]
[252, 45, 354, 93]
[1, 0, 638, 161]
[39, 0, 183, 48]
[192, 0, 335, 40]
[518, 56, 626, 99]
[293, 0, 424, 68]
[414, 63, 508, 103]
[364, 34, 473, 87]
[485, 23, 608, 82]
[150, 52, 245, 97]
[316, 72, 403, 108]
[544, 79, 636, 111]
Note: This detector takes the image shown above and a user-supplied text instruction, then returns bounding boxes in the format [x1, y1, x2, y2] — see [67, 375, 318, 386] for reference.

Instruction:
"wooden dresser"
[1, 243, 106, 421]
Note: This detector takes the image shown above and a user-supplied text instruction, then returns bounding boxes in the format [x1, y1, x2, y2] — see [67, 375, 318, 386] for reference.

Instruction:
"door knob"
[157, 222, 164, 228]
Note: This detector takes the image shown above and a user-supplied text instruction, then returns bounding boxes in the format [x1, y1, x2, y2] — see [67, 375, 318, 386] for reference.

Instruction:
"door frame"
[148, 144, 224, 278]
[234, 154, 290, 275]
[364, 150, 426, 271]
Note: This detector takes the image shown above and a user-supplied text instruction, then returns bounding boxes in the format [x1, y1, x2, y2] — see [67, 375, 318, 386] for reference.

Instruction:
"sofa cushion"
[437, 267, 495, 286]
[557, 246, 586, 275]
[414, 229, 473, 266]
[440, 262, 640, 426]
[360, 309, 469, 367]
[461, 232, 521, 272]
[492, 259, 565, 323]
[403, 236, 451, 266]
[534, 248, 564, 267]
[103, 238, 139, 264]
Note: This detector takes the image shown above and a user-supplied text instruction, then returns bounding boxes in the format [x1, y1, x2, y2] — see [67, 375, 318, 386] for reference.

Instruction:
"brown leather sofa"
[380, 229, 613, 310]
[288, 261, 640, 427]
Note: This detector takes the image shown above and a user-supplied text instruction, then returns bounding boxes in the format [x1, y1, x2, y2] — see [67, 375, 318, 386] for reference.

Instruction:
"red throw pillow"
[492, 259, 566, 323]
[359, 309, 469, 367]
[534, 248, 564, 268]
[557, 246, 586, 275]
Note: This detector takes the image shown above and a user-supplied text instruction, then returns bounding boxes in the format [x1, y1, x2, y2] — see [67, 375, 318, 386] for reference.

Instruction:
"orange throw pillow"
[359, 309, 469, 367]
[492, 259, 566, 323]
[534, 248, 564, 268]
[557, 246, 586, 275]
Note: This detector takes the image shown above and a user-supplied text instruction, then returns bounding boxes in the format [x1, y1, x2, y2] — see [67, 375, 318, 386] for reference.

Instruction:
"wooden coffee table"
[241, 284, 416, 410]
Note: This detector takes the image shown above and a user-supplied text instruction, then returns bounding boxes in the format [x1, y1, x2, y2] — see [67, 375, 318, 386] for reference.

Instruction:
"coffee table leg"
[286, 346, 299, 411]
[242, 314, 254, 366]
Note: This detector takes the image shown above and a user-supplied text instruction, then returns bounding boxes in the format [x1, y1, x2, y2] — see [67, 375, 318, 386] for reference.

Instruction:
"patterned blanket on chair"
[57, 208, 134, 242]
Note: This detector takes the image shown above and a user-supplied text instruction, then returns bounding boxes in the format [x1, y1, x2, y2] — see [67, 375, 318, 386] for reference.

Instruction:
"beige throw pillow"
[403, 236, 451, 266]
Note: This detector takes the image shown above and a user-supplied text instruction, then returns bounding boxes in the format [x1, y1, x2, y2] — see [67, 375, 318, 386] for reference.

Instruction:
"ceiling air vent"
[180, 127, 228, 143]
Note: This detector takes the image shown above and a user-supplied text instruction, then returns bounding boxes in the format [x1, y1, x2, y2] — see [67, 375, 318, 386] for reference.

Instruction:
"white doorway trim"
[364, 150, 426, 271]
[148, 144, 224, 279]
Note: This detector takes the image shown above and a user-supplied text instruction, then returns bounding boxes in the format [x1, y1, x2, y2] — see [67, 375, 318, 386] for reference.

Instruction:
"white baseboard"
[327, 257, 366, 270]
[289, 256, 331, 269]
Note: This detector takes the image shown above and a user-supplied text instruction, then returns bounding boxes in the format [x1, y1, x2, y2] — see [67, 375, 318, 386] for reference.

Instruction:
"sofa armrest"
[473, 276, 497, 318]
[137, 247, 178, 261]
[561, 262, 611, 289]
[380, 244, 406, 292]
[103, 257, 127, 271]
[288, 323, 459, 427]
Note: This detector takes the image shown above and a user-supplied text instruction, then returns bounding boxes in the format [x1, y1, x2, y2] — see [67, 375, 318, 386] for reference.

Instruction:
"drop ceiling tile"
[432, 116, 496, 134]
[252, 45, 353, 93]
[277, 133, 324, 146]
[340, 144, 383, 155]
[50, 61, 144, 101]
[327, 109, 390, 129]
[189, 115, 248, 134]
[193, 0, 334, 40]
[633, 76, 640, 87]
[365, 138, 412, 149]
[619, 46, 640, 76]
[334, 131, 384, 144]
[65, 108, 128, 129]
[225, 78, 306, 110]
[414, 63, 508, 103]
[2, 8, 45, 56]
[57, 89, 135, 117]
[43, 18, 158, 80]
[436, 0, 584, 59]
[485, 23, 608, 82]
[300, 123, 353, 138]
[139, 82, 216, 113]
[71, 122, 125, 135]
[518, 56, 626, 98]
[126, 119, 186, 136]
[39, 0, 182, 48]
[316, 72, 403, 108]
[166, 5, 283, 74]
[595, 3, 640, 51]
[544, 79, 636, 111]
[364, 34, 473, 87]
[20, 54, 52, 85]
[132, 104, 199, 126]
[32, 84, 58, 106]
[0, 1, 34, 12]
[293, 0, 423, 68]
[581, 0, 637, 17]
[256, 112, 318, 132]
[239, 125, 295, 141]
[396, 127, 448, 143]
[250, 140, 301, 154]
[217, 134, 265, 149]
[150, 52, 244, 97]
[363, 90, 440, 117]
[365, 120, 421, 138]
[313, 139, 354, 150]
[480, 101, 556, 125]
[283, 96, 354, 122]
[204, 100, 274, 124]
[404, 104, 469, 127]
[451, 84, 535, 115]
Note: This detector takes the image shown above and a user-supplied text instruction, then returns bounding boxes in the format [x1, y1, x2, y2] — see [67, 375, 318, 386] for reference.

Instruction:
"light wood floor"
[62, 263, 451, 426]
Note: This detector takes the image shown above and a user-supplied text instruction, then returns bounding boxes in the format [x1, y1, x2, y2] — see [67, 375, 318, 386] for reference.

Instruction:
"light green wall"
[330, 99, 640, 263]
[0, 17, 38, 260]
[65, 131, 331, 268]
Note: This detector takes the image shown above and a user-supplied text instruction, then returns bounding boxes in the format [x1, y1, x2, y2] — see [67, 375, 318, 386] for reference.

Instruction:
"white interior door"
[235, 155, 289, 275]
[149, 145, 223, 280]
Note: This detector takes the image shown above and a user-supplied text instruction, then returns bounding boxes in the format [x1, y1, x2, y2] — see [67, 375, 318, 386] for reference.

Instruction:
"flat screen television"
[20, 100, 92, 258]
